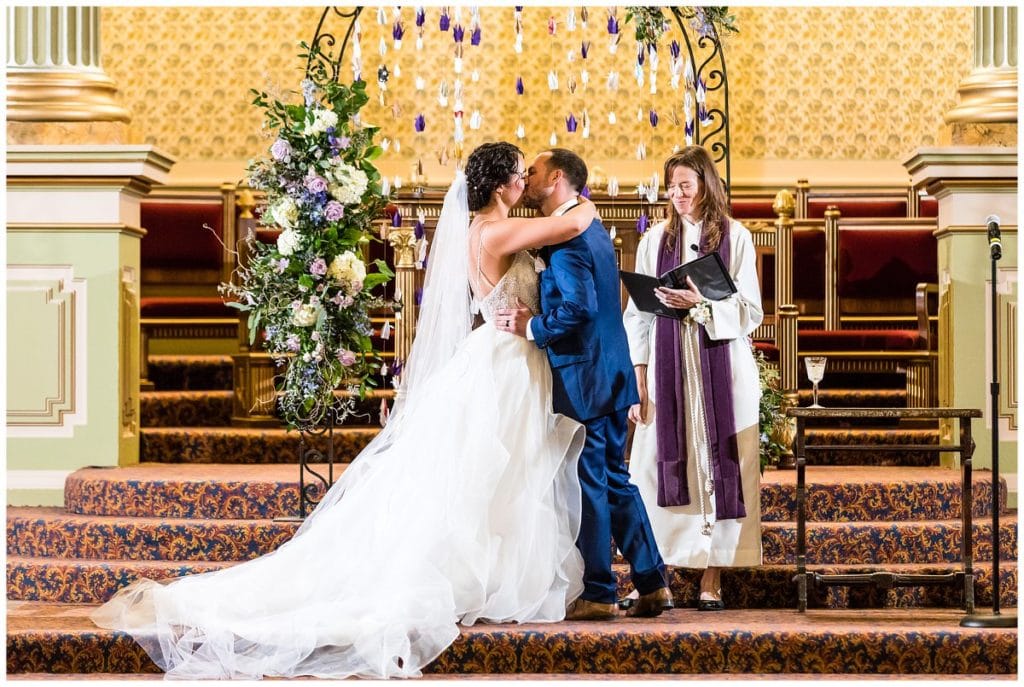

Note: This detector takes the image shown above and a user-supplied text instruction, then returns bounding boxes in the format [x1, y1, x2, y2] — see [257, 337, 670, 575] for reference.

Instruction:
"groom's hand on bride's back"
[495, 299, 532, 338]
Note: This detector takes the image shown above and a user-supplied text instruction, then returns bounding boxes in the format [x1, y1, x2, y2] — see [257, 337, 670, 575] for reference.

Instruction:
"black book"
[620, 252, 737, 320]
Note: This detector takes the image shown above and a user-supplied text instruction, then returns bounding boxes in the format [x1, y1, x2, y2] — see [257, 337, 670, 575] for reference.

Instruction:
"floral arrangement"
[222, 44, 394, 430]
[626, 6, 739, 45]
[755, 349, 787, 473]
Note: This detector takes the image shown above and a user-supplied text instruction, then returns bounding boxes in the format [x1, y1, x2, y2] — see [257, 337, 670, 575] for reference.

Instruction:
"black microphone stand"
[961, 224, 1016, 629]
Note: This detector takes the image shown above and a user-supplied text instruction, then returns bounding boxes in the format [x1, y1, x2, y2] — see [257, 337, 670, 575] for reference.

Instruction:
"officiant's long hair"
[663, 145, 730, 253]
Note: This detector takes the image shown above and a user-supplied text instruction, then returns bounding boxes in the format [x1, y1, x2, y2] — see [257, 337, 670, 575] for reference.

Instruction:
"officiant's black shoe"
[625, 587, 672, 618]
[697, 590, 725, 611]
[565, 598, 618, 621]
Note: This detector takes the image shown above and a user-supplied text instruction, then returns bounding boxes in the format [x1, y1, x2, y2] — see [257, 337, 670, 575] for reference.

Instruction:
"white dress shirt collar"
[551, 197, 580, 217]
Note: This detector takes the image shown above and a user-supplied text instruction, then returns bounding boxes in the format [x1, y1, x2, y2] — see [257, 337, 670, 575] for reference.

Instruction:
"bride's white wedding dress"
[91, 250, 586, 679]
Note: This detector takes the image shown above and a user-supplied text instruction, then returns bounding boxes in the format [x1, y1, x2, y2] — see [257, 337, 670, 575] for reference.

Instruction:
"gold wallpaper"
[102, 6, 973, 171]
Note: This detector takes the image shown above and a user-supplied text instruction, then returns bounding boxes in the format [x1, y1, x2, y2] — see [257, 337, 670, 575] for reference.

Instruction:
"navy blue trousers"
[576, 409, 666, 603]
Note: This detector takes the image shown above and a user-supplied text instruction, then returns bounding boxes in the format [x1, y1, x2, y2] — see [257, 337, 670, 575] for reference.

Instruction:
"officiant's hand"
[495, 300, 531, 338]
[655, 275, 704, 309]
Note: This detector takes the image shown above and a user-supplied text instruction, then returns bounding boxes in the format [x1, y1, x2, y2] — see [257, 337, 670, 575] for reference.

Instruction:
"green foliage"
[756, 349, 787, 473]
[220, 43, 394, 430]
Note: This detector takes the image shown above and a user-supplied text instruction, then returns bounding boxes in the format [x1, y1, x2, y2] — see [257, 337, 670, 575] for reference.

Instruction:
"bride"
[91, 141, 599, 679]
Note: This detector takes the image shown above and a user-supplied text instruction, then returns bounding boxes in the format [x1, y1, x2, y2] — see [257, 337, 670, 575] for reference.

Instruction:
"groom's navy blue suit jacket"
[531, 218, 640, 423]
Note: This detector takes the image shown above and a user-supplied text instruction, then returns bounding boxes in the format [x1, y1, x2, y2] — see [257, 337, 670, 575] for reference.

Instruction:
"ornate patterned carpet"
[6, 355, 1018, 676]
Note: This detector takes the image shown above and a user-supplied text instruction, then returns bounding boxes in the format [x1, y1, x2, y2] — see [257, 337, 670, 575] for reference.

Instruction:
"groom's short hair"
[547, 148, 588, 193]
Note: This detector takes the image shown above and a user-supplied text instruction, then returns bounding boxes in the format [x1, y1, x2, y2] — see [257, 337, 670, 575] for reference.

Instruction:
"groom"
[496, 148, 670, 620]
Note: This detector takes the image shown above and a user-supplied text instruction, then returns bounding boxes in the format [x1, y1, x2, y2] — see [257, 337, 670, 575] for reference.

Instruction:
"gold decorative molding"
[387, 228, 418, 269]
[6, 265, 88, 437]
[7, 69, 130, 122]
[120, 266, 139, 438]
[945, 7, 1017, 124]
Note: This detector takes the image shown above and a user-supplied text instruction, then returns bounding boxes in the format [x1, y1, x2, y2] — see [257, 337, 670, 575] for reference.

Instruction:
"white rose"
[291, 303, 319, 327]
[305, 108, 339, 136]
[329, 183, 362, 206]
[276, 228, 300, 256]
[269, 197, 299, 230]
[328, 251, 367, 290]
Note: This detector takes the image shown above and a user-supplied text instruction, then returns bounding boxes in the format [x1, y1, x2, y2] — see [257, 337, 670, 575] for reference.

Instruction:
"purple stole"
[653, 218, 746, 519]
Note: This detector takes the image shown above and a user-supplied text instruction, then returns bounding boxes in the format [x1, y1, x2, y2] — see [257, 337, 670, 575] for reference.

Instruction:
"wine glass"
[804, 356, 827, 408]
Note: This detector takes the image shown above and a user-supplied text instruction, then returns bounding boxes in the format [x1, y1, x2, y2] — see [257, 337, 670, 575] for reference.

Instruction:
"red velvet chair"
[797, 214, 939, 406]
[139, 188, 241, 388]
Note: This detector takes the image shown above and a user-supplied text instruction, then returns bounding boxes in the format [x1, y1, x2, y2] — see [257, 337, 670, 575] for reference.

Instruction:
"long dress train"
[92, 251, 585, 679]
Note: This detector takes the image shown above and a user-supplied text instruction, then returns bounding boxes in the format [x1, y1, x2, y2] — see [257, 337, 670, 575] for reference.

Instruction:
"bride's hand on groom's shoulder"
[567, 198, 599, 231]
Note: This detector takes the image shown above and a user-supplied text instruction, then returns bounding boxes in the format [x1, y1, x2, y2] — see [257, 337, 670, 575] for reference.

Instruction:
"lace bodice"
[473, 251, 540, 322]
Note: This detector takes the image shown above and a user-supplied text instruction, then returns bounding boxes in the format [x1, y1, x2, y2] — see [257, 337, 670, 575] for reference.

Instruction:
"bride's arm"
[482, 200, 598, 256]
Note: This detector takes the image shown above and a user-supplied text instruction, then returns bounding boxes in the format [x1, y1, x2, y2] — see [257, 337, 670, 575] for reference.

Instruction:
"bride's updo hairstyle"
[465, 142, 523, 211]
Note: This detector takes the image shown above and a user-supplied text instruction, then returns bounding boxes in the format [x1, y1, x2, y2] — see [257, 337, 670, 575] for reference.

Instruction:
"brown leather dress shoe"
[625, 587, 672, 618]
[565, 598, 618, 621]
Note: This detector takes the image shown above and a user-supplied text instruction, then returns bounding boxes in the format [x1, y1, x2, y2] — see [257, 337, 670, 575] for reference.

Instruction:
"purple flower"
[310, 258, 328, 277]
[649, 109, 659, 127]
[470, 26, 481, 45]
[391, 209, 403, 227]
[285, 334, 301, 352]
[581, 41, 591, 59]
[338, 349, 357, 366]
[515, 76, 524, 95]
[452, 24, 464, 42]
[669, 40, 680, 60]
[637, 214, 649, 235]
[607, 15, 619, 34]
[414, 220, 425, 240]
[565, 112, 578, 133]
[393, 21, 404, 41]
[439, 9, 450, 31]
[414, 113, 425, 132]
[332, 291, 354, 308]
[324, 201, 344, 221]
[274, 258, 289, 273]
[270, 139, 292, 162]
[304, 173, 328, 193]
[337, 136, 351, 149]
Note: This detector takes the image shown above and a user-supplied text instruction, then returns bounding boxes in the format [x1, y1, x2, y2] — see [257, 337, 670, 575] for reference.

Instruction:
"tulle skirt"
[92, 323, 585, 679]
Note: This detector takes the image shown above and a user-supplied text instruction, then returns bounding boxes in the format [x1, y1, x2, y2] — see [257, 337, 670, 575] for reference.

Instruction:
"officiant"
[621, 146, 764, 612]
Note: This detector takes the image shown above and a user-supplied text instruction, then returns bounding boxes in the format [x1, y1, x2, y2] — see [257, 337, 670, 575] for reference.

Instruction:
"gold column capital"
[387, 228, 418, 269]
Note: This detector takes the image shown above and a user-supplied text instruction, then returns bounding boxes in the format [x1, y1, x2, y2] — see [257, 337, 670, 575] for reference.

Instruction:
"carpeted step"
[145, 355, 232, 391]
[613, 562, 1018, 611]
[7, 602, 1016, 674]
[140, 390, 397, 428]
[759, 518, 1017, 566]
[9, 507, 1016, 566]
[140, 426, 378, 463]
[8, 554, 1016, 609]
[797, 389, 906, 408]
[139, 391, 233, 427]
[804, 428, 940, 466]
[139, 426, 944, 466]
[6, 508, 297, 562]
[62, 464, 1004, 522]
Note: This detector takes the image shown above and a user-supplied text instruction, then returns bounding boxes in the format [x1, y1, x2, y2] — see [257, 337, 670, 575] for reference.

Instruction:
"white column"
[946, 6, 1018, 123]
[6, 5, 129, 122]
